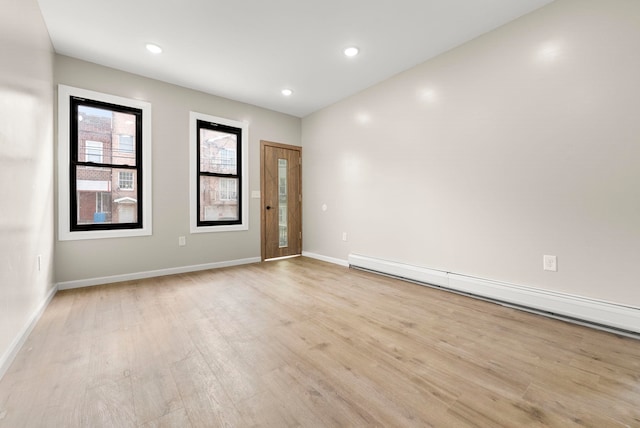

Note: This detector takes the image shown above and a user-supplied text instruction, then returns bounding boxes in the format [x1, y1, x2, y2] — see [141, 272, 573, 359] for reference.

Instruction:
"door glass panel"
[278, 158, 288, 248]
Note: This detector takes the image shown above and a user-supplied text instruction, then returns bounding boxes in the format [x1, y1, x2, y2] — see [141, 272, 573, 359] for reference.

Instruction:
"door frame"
[260, 140, 302, 261]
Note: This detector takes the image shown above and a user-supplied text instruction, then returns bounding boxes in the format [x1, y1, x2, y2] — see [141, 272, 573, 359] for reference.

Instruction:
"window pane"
[199, 176, 239, 221]
[76, 165, 138, 224]
[199, 128, 237, 175]
[77, 105, 137, 166]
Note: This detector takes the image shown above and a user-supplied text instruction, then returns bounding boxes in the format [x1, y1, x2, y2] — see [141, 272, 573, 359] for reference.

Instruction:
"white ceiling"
[37, 0, 554, 118]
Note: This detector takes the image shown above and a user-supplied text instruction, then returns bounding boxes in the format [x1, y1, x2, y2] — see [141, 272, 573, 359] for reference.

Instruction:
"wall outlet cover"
[543, 255, 557, 272]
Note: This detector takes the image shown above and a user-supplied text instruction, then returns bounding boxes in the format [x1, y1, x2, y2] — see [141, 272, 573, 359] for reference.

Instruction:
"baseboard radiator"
[348, 254, 640, 338]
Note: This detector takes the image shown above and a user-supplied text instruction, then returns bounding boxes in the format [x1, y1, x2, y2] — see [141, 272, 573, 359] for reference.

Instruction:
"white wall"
[54, 56, 301, 284]
[0, 0, 55, 370]
[302, 0, 640, 307]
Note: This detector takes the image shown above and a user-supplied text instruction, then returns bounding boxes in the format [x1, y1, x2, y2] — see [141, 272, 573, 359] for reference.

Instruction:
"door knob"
[266, 206, 272, 210]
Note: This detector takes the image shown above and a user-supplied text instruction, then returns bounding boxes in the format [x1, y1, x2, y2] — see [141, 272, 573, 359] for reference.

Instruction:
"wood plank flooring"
[1, 257, 639, 427]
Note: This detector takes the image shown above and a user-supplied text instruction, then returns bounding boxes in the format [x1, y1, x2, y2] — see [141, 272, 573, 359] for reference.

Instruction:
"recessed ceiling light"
[281, 89, 293, 96]
[146, 43, 163, 54]
[344, 47, 359, 57]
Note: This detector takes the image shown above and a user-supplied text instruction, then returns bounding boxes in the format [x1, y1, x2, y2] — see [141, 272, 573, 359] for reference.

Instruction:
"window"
[190, 111, 248, 233]
[220, 148, 235, 167]
[119, 171, 134, 190]
[119, 135, 134, 153]
[70, 96, 142, 230]
[58, 85, 152, 240]
[218, 178, 237, 201]
[85, 141, 103, 163]
[197, 120, 240, 224]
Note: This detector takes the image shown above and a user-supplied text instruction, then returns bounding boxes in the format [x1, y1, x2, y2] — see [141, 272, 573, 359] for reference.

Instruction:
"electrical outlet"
[179, 236, 186, 247]
[342, 232, 348, 242]
[543, 255, 557, 272]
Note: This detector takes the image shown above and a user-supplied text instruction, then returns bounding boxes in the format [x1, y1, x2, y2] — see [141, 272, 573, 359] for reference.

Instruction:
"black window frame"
[196, 119, 242, 227]
[69, 96, 143, 232]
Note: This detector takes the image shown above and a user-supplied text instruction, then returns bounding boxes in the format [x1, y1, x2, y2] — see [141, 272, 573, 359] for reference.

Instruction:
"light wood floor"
[1, 257, 639, 427]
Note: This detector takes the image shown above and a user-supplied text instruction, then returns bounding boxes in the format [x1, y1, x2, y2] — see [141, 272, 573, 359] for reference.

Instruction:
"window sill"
[58, 227, 152, 241]
[190, 224, 248, 234]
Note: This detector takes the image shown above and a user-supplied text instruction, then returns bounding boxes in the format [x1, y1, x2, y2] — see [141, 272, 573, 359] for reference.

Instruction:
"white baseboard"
[302, 251, 349, 267]
[0, 285, 58, 380]
[348, 254, 448, 287]
[348, 253, 640, 335]
[57, 257, 261, 290]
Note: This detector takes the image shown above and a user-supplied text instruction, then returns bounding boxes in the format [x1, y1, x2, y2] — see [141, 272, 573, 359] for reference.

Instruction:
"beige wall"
[302, 0, 640, 306]
[0, 0, 55, 366]
[55, 56, 301, 283]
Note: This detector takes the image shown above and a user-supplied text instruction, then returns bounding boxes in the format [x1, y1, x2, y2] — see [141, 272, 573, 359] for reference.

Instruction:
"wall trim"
[302, 251, 349, 267]
[348, 253, 449, 287]
[0, 285, 58, 380]
[57, 257, 261, 290]
[348, 253, 640, 336]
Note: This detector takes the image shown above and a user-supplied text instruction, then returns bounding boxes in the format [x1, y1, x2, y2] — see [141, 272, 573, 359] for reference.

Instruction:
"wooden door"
[261, 141, 302, 260]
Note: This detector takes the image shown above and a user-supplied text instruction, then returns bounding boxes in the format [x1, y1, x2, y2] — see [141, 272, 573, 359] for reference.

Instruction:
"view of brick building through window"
[198, 128, 239, 222]
[76, 106, 138, 224]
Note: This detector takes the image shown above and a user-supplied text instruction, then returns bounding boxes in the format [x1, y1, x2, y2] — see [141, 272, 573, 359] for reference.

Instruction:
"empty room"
[1, 0, 639, 426]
